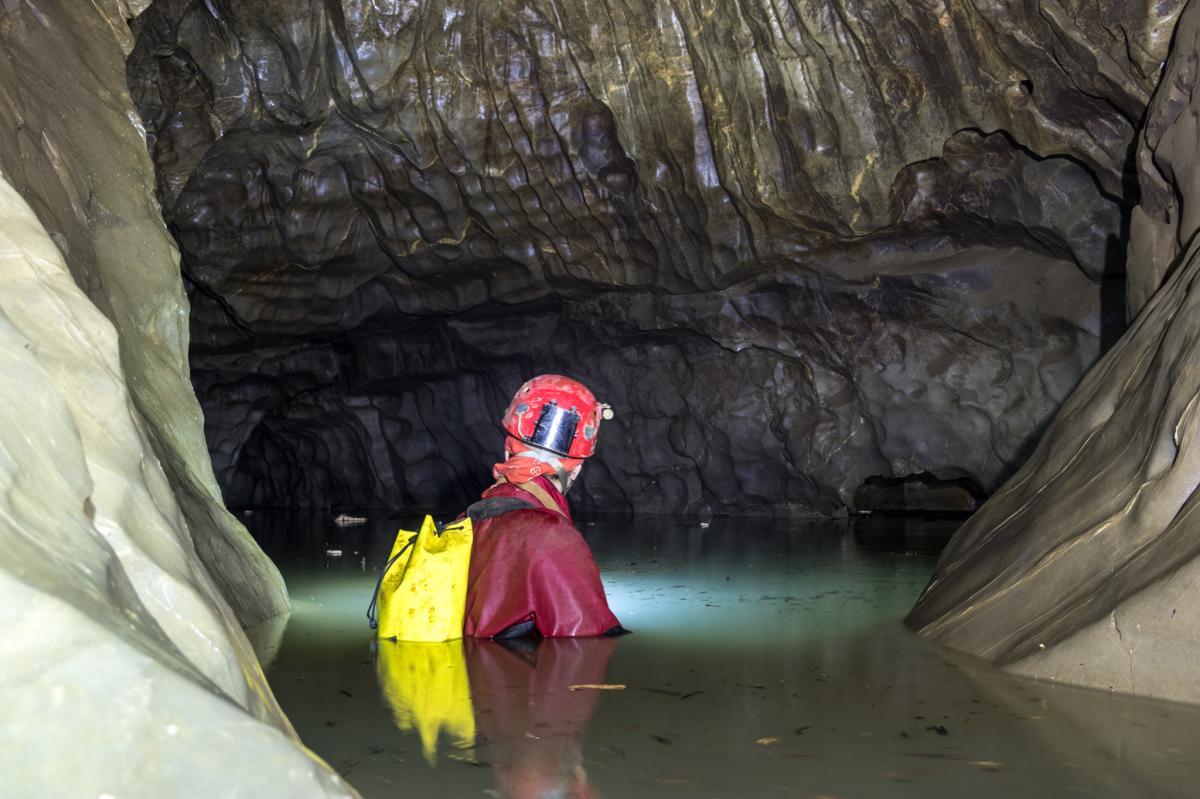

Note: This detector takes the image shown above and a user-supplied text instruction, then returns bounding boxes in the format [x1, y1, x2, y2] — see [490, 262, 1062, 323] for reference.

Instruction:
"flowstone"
[0, 1, 353, 795]
[0, 0, 286, 626]
[907, 0, 1200, 705]
[0, 177, 352, 796]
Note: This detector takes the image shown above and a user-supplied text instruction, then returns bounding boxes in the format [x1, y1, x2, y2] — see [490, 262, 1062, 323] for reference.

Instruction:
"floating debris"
[334, 513, 367, 526]
[447, 753, 487, 767]
[906, 752, 972, 761]
[569, 683, 627, 691]
[755, 736, 781, 746]
[880, 772, 917, 782]
[639, 686, 688, 697]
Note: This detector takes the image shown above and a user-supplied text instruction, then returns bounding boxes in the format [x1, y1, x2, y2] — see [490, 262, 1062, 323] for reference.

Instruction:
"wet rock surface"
[128, 0, 1175, 512]
[908, 0, 1200, 704]
[0, 2, 349, 795]
[0, 173, 350, 799]
[195, 247, 1101, 513]
[0, 0, 287, 627]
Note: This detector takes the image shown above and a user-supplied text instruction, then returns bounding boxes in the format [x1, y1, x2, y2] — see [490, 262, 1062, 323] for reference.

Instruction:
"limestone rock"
[0, 1, 351, 794]
[127, 0, 1165, 512]
[1127, 0, 1200, 316]
[0, 0, 287, 625]
[907, 1, 1200, 704]
[0, 176, 352, 796]
[189, 245, 1098, 514]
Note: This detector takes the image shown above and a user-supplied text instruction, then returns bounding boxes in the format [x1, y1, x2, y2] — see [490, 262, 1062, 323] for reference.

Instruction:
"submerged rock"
[907, 1, 1200, 705]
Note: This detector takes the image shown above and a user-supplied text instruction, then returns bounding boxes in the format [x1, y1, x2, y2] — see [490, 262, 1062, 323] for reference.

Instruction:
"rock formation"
[128, 0, 1181, 513]
[907, 0, 1200, 705]
[0, 1, 350, 794]
[1, 0, 287, 626]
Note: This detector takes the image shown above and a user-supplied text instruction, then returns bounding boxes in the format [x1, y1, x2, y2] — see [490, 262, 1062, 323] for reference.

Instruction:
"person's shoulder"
[481, 504, 577, 537]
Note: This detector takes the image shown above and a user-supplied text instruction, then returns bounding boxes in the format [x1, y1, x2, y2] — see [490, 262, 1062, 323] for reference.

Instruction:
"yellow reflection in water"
[375, 639, 476, 764]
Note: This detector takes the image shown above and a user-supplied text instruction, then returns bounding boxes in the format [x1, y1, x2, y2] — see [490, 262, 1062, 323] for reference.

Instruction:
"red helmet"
[501, 375, 612, 459]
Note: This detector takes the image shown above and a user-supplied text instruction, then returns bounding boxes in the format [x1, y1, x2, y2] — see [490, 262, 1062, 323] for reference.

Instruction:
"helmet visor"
[529, 403, 581, 456]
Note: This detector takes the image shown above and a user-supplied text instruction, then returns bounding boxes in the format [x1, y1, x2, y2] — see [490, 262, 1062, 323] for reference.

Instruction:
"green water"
[244, 512, 1200, 798]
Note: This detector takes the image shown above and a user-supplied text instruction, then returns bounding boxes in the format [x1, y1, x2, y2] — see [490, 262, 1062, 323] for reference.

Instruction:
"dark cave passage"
[853, 472, 987, 514]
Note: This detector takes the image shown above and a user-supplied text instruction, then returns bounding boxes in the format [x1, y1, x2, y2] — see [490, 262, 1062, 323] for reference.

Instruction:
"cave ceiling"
[127, 0, 1181, 513]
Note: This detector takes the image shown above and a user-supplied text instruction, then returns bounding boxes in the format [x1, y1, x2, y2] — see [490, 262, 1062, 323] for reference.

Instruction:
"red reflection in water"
[467, 637, 620, 799]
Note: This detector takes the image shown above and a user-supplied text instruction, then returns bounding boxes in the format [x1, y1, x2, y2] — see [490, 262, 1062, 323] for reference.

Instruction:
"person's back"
[464, 375, 621, 639]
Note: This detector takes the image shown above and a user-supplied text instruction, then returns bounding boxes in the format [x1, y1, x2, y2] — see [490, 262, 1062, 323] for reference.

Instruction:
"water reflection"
[469, 638, 619, 799]
[245, 612, 290, 669]
[375, 640, 475, 764]
[375, 636, 619, 797]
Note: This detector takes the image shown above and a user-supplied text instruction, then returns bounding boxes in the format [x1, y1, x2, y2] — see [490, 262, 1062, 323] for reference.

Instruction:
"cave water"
[3, 0, 1200, 797]
[250, 511, 1200, 798]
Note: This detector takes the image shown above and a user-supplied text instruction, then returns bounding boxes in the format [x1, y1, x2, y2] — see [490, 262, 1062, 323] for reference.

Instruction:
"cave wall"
[0, 173, 350, 798]
[198, 244, 1102, 514]
[0, 0, 287, 625]
[907, 0, 1200, 705]
[129, 1, 1180, 512]
[1128, 0, 1200, 316]
[0, 1, 349, 794]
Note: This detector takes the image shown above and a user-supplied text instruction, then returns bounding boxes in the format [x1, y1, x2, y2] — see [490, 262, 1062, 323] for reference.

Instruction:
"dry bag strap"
[367, 534, 417, 630]
[465, 496, 536, 523]
[490, 476, 562, 516]
[518, 479, 563, 514]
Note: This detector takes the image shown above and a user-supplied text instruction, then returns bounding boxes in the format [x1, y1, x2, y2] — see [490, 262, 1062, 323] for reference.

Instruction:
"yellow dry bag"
[368, 515, 473, 642]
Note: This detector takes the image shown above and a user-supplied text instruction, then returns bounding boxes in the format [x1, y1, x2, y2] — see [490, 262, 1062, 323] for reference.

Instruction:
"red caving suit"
[464, 476, 620, 638]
